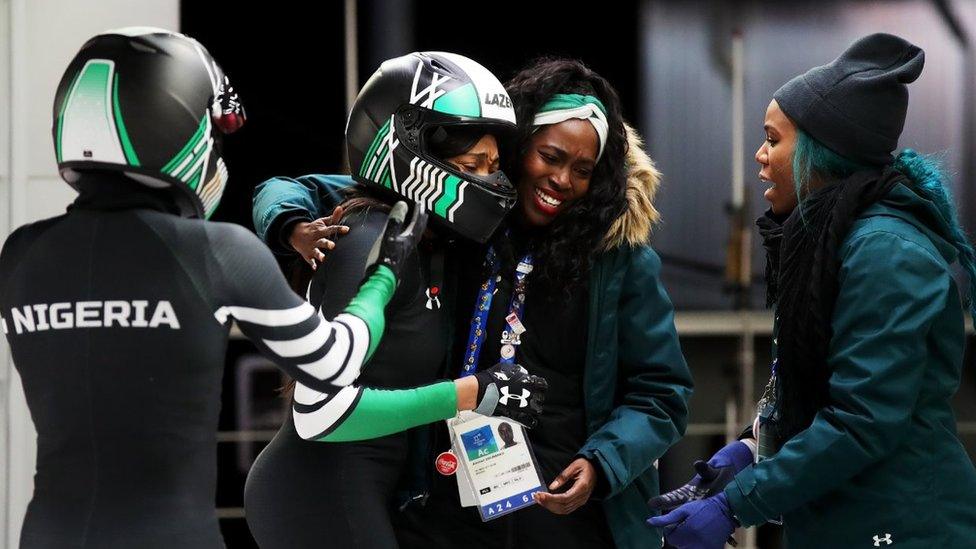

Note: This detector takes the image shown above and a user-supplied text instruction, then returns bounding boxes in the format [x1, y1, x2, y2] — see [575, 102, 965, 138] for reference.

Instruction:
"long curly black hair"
[496, 58, 629, 297]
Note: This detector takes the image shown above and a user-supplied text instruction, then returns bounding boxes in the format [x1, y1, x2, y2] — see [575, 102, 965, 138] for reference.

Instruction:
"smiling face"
[517, 119, 598, 226]
[756, 99, 799, 215]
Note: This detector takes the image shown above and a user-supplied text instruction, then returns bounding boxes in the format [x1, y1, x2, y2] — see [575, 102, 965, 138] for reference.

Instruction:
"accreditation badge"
[446, 411, 545, 521]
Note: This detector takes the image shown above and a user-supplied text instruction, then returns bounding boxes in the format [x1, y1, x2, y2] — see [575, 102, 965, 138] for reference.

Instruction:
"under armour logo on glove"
[473, 363, 548, 428]
[873, 533, 893, 546]
[499, 386, 529, 407]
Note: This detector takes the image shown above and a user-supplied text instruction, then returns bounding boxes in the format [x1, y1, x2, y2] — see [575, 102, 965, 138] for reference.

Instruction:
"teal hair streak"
[893, 149, 976, 322]
[792, 129, 871, 207]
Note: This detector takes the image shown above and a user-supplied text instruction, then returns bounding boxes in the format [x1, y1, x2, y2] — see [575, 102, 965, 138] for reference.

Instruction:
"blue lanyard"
[460, 247, 533, 377]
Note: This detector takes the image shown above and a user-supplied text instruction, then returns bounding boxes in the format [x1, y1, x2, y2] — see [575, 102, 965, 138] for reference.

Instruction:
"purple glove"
[647, 492, 737, 549]
[648, 440, 753, 511]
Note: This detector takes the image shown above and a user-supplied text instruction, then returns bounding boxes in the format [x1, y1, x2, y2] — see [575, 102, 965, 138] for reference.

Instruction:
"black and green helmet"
[346, 52, 517, 243]
[53, 27, 246, 219]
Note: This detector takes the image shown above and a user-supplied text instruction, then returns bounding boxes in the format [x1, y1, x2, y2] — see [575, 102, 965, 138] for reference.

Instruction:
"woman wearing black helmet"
[255, 57, 693, 549]
[0, 28, 433, 549]
[244, 52, 549, 549]
[649, 33, 976, 549]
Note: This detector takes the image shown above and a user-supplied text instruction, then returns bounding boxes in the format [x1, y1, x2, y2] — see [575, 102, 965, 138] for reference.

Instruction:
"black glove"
[363, 201, 428, 280]
[648, 441, 754, 512]
[473, 363, 547, 428]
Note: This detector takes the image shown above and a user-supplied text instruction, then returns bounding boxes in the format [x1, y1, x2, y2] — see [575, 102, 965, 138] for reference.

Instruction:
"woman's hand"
[288, 206, 349, 269]
[647, 493, 737, 549]
[472, 363, 548, 428]
[533, 457, 597, 515]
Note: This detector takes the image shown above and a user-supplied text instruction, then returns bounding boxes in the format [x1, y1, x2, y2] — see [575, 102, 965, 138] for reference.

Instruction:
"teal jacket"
[252, 171, 694, 549]
[581, 245, 693, 549]
[252, 174, 349, 255]
[725, 183, 976, 548]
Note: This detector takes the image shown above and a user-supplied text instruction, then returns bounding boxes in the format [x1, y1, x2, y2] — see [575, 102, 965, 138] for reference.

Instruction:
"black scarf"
[756, 167, 904, 442]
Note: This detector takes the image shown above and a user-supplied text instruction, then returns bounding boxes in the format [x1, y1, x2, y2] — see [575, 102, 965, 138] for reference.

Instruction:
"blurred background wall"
[1, 1, 973, 547]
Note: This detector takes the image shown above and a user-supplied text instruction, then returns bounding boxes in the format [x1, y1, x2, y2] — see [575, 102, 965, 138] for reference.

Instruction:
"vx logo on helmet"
[409, 61, 451, 108]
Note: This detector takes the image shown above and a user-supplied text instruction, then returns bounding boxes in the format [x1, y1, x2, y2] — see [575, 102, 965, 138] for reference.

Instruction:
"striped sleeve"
[292, 380, 458, 442]
[292, 382, 365, 440]
[214, 302, 374, 390]
[210, 223, 396, 392]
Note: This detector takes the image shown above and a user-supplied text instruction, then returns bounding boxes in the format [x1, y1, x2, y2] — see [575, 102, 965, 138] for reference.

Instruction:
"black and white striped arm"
[214, 302, 370, 391]
[291, 382, 364, 441]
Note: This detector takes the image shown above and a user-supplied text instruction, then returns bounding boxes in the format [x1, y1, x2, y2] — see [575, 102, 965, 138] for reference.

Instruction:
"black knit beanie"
[773, 33, 925, 166]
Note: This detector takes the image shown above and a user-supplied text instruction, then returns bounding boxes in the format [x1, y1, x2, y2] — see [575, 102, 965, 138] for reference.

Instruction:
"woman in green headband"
[391, 58, 692, 549]
[251, 57, 691, 549]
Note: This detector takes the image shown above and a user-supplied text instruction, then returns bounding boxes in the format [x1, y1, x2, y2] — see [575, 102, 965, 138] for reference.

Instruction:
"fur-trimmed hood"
[602, 123, 661, 250]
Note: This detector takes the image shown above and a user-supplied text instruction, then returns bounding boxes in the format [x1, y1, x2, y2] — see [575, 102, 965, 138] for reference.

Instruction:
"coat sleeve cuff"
[265, 211, 312, 255]
[577, 446, 626, 498]
[723, 469, 776, 527]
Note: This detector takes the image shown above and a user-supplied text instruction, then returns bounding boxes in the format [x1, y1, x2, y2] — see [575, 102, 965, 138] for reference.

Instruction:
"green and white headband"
[532, 93, 609, 161]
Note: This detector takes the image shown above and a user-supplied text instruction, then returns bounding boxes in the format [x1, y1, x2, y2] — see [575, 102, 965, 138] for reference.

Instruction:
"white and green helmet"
[52, 27, 246, 218]
[346, 52, 518, 243]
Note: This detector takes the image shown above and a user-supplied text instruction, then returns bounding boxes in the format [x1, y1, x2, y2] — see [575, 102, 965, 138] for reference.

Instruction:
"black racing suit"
[244, 208, 454, 549]
[0, 175, 396, 548]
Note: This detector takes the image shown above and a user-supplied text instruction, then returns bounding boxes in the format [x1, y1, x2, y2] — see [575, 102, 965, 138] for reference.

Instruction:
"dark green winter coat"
[725, 182, 976, 548]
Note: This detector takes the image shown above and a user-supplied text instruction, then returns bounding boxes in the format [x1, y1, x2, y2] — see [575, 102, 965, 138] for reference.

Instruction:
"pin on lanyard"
[460, 247, 533, 377]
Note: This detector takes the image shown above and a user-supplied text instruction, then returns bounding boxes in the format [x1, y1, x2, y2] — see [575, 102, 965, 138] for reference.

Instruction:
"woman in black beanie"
[649, 33, 976, 549]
